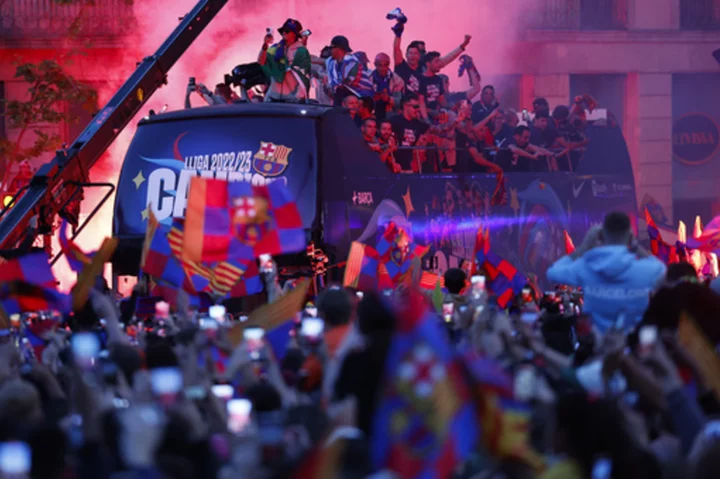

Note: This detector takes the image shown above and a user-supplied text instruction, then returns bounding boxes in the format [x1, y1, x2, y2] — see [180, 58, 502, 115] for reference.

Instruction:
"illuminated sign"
[673, 113, 720, 166]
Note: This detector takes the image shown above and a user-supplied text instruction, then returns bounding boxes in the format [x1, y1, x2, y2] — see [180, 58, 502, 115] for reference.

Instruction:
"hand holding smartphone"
[227, 398, 253, 434]
[301, 318, 324, 339]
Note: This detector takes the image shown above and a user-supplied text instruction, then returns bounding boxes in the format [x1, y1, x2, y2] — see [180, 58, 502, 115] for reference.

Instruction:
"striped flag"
[343, 242, 380, 290]
[168, 219, 257, 297]
[142, 213, 188, 290]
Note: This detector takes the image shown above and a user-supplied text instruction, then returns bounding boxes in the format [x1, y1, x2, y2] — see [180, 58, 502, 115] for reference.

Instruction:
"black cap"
[329, 35, 352, 52]
[278, 18, 302, 36]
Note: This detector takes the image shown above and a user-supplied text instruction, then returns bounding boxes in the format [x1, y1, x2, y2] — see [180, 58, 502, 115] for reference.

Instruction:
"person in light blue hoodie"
[547, 212, 666, 334]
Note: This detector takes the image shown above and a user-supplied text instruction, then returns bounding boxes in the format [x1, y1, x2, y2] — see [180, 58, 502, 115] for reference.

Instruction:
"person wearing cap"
[258, 18, 311, 102]
[325, 35, 374, 106]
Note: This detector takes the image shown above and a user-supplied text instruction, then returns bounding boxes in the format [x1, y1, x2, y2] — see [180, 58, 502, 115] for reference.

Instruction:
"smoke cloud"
[55, 0, 537, 290]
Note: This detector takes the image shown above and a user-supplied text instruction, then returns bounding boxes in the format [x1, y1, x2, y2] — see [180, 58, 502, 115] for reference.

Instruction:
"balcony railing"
[680, 0, 720, 30]
[529, 0, 628, 30]
[0, 0, 135, 40]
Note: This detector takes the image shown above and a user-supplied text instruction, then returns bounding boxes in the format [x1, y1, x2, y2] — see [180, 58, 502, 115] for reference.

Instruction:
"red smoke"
[54, 0, 535, 291]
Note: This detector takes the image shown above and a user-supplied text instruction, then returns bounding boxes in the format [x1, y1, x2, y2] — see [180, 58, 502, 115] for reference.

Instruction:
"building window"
[680, 0, 720, 30]
[530, 0, 627, 30]
[570, 74, 626, 128]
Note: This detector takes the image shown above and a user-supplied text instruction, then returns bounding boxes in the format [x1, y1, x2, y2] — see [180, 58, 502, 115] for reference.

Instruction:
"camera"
[224, 63, 268, 89]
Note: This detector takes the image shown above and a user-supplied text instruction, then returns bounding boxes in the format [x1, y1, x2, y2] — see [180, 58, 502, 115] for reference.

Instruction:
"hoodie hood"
[583, 245, 636, 280]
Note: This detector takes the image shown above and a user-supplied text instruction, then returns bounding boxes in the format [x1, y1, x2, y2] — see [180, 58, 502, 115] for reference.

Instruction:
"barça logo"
[390, 231, 410, 266]
[391, 245, 407, 266]
[253, 141, 292, 177]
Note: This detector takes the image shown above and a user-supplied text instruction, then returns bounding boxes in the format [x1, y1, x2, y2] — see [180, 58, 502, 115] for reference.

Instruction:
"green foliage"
[0, 59, 98, 165]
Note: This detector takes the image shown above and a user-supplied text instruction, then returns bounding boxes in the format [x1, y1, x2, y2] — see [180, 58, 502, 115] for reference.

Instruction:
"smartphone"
[150, 367, 183, 404]
[591, 457, 612, 479]
[514, 366, 536, 402]
[356, 291, 364, 300]
[244, 328, 265, 352]
[259, 254, 273, 272]
[575, 360, 604, 395]
[301, 318, 324, 338]
[0, 442, 30, 475]
[227, 398, 253, 434]
[212, 384, 234, 401]
[209, 305, 227, 323]
[155, 301, 170, 319]
[471, 275, 485, 298]
[184, 385, 207, 401]
[72, 332, 100, 369]
[639, 325, 657, 357]
[442, 302, 454, 323]
[520, 312, 538, 324]
[200, 318, 219, 330]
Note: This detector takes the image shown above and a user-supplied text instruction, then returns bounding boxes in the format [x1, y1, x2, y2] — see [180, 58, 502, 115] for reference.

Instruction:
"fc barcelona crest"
[391, 245, 407, 266]
[253, 141, 292, 177]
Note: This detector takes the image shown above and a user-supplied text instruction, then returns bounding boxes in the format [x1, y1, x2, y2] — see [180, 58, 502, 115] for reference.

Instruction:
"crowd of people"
[185, 11, 597, 175]
[3, 210, 720, 479]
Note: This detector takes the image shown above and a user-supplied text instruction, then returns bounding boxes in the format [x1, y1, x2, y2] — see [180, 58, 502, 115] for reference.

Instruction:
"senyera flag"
[183, 178, 305, 264]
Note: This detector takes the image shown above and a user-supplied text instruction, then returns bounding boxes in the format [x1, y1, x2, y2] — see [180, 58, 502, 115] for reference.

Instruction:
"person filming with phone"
[546, 212, 666, 335]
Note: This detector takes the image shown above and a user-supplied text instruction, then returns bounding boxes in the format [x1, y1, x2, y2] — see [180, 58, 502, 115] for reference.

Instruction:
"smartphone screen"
[227, 398, 253, 434]
[520, 312, 538, 324]
[471, 275, 485, 297]
[244, 328, 265, 352]
[575, 360, 604, 395]
[209, 305, 227, 323]
[72, 332, 100, 369]
[301, 318, 324, 338]
[212, 384, 234, 401]
[150, 367, 183, 405]
[639, 325, 657, 357]
[442, 302, 454, 323]
[591, 457, 612, 479]
[514, 366, 536, 402]
[0, 442, 30, 475]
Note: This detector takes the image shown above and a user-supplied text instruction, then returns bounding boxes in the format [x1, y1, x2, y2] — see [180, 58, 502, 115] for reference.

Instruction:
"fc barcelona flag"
[183, 178, 305, 264]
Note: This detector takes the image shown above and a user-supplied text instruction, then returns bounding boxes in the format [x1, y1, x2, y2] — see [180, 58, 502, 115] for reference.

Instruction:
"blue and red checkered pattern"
[183, 178, 305, 264]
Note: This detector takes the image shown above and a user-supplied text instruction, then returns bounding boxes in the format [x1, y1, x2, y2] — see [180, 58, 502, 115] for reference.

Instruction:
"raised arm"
[465, 68, 482, 101]
[393, 35, 404, 68]
[438, 35, 471, 69]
